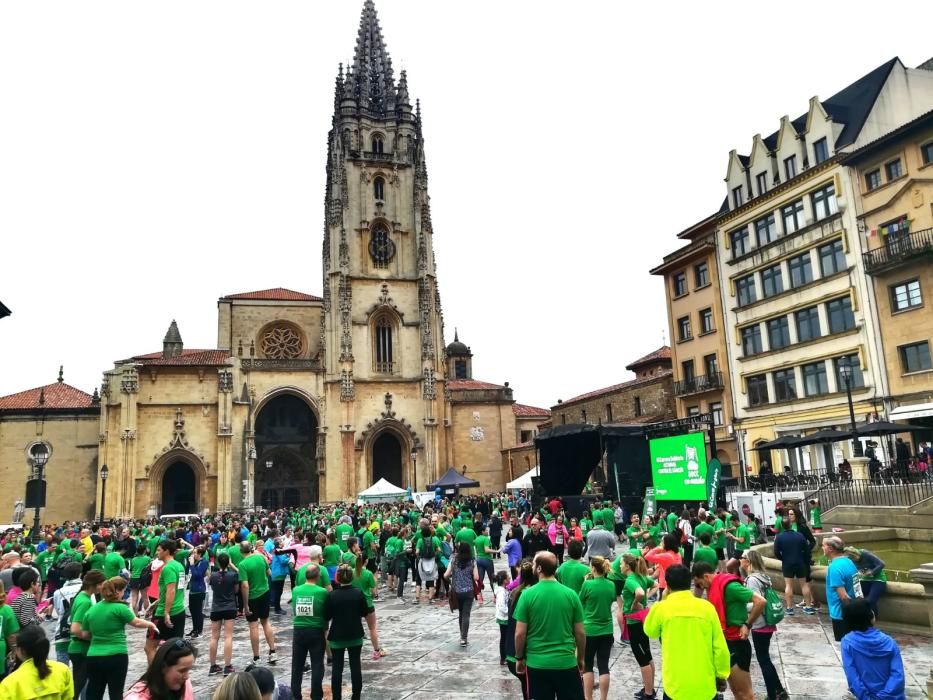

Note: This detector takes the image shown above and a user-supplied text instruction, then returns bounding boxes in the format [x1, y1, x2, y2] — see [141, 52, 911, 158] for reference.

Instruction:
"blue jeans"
[860, 579, 887, 619]
[477, 557, 496, 591]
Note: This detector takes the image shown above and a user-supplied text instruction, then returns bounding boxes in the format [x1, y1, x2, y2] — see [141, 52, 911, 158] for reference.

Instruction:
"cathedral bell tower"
[321, 0, 448, 498]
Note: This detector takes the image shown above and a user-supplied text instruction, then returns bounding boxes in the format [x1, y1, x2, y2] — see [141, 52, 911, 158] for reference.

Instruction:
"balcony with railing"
[863, 227, 933, 274]
[673, 371, 724, 397]
[374, 361, 394, 374]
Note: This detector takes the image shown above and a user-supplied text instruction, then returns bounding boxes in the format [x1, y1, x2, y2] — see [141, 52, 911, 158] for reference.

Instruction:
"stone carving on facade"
[260, 324, 303, 360]
[443, 381, 452, 402]
[469, 426, 485, 442]
[338, 274, 353, 362]
[217, 370, 233, 393]
[383, 392, 394, 416]
[340, 370, 355, 401]
[422, 368, 436, 400]
[145, 408, 208, 476]
[121, 429, 137, 442]
[101, 373, 111, 398]
[120, 368, 139, 394]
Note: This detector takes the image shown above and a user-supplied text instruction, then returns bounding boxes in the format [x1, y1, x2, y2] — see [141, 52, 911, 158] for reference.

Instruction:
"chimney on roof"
[163, 320, 183, 359]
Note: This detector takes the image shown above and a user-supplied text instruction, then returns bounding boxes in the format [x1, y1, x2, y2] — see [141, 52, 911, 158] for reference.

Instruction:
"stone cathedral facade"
[0, 1, 548, 521]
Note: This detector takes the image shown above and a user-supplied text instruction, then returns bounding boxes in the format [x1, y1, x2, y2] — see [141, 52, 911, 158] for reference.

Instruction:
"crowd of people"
[0, 490, 910, 700]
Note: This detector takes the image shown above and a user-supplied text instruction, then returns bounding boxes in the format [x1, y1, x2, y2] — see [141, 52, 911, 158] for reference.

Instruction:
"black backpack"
[138, 561, 153, 589]
[419, 537, 435, 559]
[54, 592, 75, 642]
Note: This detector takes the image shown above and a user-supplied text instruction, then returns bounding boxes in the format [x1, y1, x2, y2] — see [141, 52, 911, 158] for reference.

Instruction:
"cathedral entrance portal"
[372, 432, 403, 487]
[161, 462, 197, 514]
[255, 394, 318, 508]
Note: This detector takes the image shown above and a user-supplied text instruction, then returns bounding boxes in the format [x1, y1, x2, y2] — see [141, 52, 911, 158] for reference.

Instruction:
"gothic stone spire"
[351, 0, 396, 115]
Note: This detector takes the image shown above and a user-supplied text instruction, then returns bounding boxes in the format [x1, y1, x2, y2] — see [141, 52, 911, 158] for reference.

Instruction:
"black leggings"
[69, 652, 88, 697]
[189, 591, 205, 634]
[583, 634, 613, 675]
[499, 623, 508, 662]
[752, 630, 784, 700]
[331, 645, 362, 700]
[627, 621, 653, 667]
[507, 660, 530, 700]
[86, 653, 129, 700]
[271, 578, 286, 611]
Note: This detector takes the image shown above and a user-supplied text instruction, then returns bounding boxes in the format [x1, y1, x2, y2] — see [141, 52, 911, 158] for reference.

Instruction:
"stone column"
[909, 563, 933, 697]
[849, 456, 870, 481]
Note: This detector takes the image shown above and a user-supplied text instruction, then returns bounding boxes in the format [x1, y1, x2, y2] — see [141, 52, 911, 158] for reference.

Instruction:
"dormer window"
[732, 185, 744, 208]
[373, 176, 385, 201]
[756, 172, 768, 196]
[371, 135, 384, 154]
[813, 137, 829, 165]
[784, 155, 797, 181]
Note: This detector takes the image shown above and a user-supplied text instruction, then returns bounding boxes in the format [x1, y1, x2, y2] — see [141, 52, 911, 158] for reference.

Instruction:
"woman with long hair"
[578, 556, 616, 700]
[505, 559, 537, 700]
[352, 551, 385, 659]
[444, 542, 479, 646]
[84, 577, 158, 700]
[0, 624, 72, 699]
[326, 565, 369, 700]
[210, 672, 261, 700]
[621, 553, 658, 700]
[741, 550, 788, 700]
[123, 638, 196, 700]
[644, 533, 682, 597]
[208, 552, 239, 676]
[68, 569, 106, 698]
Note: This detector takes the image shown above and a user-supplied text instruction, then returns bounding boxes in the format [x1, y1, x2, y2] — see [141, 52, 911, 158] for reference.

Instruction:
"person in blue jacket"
[840, 598, 905, 700]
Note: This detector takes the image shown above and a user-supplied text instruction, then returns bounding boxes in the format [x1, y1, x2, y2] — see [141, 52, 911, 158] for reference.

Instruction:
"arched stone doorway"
[372, 432, 403, 487]
[162, 461, 197, 514]
[255, 393, 318, 507]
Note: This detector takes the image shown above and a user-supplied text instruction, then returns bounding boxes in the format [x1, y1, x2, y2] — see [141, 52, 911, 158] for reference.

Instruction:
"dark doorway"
[255, 394, 318, 507]
[372, 432, 403, 487]
[162, 462, 196, 514]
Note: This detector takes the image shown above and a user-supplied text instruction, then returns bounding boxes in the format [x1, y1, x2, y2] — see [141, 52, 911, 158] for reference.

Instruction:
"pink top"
[547, 523, 570, 549]
[124, 679, 194, 700]
[5, 586, 22, 604]
[146, 560, 164, 600]
[644, 547, 682, 589]
[294, 544, 313, 569]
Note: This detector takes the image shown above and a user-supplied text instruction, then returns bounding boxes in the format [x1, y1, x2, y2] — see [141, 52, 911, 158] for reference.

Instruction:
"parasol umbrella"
[793, 428, 853, 446]
[752, 435, 806, 451]
[853, 421, 928, 437]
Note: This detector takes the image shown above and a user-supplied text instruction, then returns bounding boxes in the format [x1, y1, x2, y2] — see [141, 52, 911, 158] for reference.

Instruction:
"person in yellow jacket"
[643, 563, 729, 700]
[0, 625, 73, 700]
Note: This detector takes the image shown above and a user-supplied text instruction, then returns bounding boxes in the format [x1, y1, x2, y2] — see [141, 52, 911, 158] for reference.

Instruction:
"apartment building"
[651, 215, 739, 475]
[718, 58, 933, 474]
[843, 110, 933, 445]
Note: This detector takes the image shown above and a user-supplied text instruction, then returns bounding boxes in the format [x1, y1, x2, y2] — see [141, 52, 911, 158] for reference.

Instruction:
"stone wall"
[552, 374, 674, 427]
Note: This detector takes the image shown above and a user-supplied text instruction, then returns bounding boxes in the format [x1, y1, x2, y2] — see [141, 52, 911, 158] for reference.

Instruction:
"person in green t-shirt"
[712, 515, 728, 570]
[808, 499, 822, 530]
[642, 515, 663, 549]
[86, 542, 107, 572]
[144, 539, 187, 665]
[85, 577, 158, 695]
[335, 518, 354, 552]
[726, 514, 749, 564]
[296, 547, 332, 592]
[514, 552, 585, 694]
[619, 553, 657, 699]
[66, 569, 105, 695]
[291, 564, 330, 700]
[323, 533, 342, 579]
[693, 532, 719, 569]
[666, 510, 679, 534]
[239, 542, 277, 665]
[626, 514, 644, 550]
[129, 549, 152, 616]
[0, 599, 20, 678]
[454, 524, 477, 557]
[555, 540, 589, 595]
[578, 555, 617, 700]
[103, 548, 126, 580]
[473, 522, 497, 594]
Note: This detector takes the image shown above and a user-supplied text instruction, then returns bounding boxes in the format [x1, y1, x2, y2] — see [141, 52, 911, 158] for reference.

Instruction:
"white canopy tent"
[357, 478, 407, 503]
[507, 466, 539, 490]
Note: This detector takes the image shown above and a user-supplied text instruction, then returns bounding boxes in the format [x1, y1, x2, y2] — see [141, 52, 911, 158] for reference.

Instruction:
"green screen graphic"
[649, 432, 708, 500]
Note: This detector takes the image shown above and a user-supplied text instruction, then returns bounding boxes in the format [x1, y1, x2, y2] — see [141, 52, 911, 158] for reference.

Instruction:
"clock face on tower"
[369, 225, 396, 267]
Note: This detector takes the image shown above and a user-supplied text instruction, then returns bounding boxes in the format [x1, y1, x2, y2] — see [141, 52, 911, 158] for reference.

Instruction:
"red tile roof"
[558, 369, 672, 407]
[0, 382, 96, 411]
[130, 349, 230, 366]
[502, 441, 535, 452]
[221, 288, 322, 302]
[626, 346, 672, 371]
[512, 403, 551, 418]
[447, 379, 506, 391]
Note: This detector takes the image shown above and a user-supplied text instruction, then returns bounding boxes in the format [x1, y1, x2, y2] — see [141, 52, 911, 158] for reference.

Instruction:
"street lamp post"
[410, 451, 417, 491]
[99, 465, 109, 523]
[30, 444, 49, 544]
[264, 459, 273, 512]
[840, 357, 864, 458]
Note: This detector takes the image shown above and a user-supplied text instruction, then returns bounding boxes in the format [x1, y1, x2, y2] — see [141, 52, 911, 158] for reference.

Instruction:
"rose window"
[260, 325, 303, 359]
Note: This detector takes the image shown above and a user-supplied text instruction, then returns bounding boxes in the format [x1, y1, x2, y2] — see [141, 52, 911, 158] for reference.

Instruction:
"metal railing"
[374, 361, 394, 374]
[673, 371, 724, 397]
[863, 227, 933, 273]
[728, 463, 933, 498]
[816, 476, 933, 510]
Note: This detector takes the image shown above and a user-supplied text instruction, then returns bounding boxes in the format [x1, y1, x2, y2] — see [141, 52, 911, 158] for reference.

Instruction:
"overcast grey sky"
[1, 1, 930, 410]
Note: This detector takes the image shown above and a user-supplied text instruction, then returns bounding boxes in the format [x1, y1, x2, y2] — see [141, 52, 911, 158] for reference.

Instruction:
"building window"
[581, 410, 588, 424]
[704, 354, 719, 377]
[813, 137, 829, 165]
[736, 274, 757, 307]
[802, 361, 829, 396]
[454, 359, 468, 379]
[755, 213, 778, 247]
[818, 240, 846, 276]
[922, 142, 933, 165]
[747, 374, 769, 406]
[606, 404, 613, 422]
[694, 262, 710, 288]
[371, 135, 384, 154]
[373, 176, 385, 200]
[682, 360, 695, 382]
[677, 316, 692, 341]
[834, 354, 865, 390]
[900, 341, 932, 373]
[687, 406, 700, 417]
[784, 155, 797, 181]
[885, 158, 902, 180]
[673, 272, 687, 297]
[795, 306, 821, 342]
[781, 199, 805, 234]
[865, 169, 882, 191]
[520, 430, 532, 443]
[891, 280, 922, 311]
[761, 264, 784, 298]
[773, 369, 797, 402]
[882, 215, 911, 239]
[811, 184, 838, 221]
[756, 172, 768, 196]
[699, 308, 714, 334]
[374, 316, 394, 373]
[767, 316, 791, 350]
[711, 402, 723, 426]
[561, 414, 567, 425]
[634, 396, 642, 417]
[732, 185, 744, 208]
[730, 227, 750, 258]
[788, 252, 813, 288]
[827, 297, 856, 334]
[369, 224, 394, 268]
[741, 325, 762, 356]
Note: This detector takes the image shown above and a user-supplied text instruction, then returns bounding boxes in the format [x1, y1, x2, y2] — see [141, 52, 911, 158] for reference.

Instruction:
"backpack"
[755, 574, 785, 626]
[419, 537, 435, 559]
[53, 586, 79, 642]
[138, 561, 153, 589]
[440, 540, 453, 560]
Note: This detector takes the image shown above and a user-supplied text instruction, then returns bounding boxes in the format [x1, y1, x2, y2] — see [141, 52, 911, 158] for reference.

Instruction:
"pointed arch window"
[374, 176, 385, 201]
[371, 135, 384, 154]
[374, 315, 394, 373]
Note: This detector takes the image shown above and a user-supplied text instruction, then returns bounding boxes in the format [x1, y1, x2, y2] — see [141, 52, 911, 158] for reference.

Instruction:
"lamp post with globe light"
[839, 356, 864, 458]
[99, 465, 109, 523]
[29, 443, 49, 543]
[410, 451, 417, 491]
